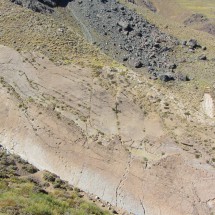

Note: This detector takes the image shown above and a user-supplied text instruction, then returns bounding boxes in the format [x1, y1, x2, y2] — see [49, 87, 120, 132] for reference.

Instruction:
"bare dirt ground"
[1, 44, 215, 215]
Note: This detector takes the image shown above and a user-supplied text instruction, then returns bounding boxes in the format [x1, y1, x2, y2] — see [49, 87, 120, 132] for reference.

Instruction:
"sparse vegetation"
[0, 178, 110, 215]
[0, 148, 111, 215]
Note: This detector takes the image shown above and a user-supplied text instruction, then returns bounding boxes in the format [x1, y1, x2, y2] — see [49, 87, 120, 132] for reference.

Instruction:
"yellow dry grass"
[0, 0, 120, 70]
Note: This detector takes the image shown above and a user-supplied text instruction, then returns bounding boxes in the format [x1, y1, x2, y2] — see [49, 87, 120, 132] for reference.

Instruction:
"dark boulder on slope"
[10, 0, 61, 12]
[159, 73, 175, 82]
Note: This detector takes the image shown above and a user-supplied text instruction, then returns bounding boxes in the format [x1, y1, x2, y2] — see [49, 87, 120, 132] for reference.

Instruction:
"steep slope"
[1, 44, 215, 215]
[1, 0, 215, 215]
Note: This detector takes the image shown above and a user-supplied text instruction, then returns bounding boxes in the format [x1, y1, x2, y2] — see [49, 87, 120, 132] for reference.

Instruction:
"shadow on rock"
[58, 0, 72, 7]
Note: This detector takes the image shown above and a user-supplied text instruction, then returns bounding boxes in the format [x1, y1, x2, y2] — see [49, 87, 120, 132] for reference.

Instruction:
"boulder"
[198, 54, 207, 60]
[117, 20, 133, 31]
[129, 59, 143, 68]
[177, 73, 190, 81]
[167, 63, 177, 70]
[187, 39, 198, 49]
[159, 73, 175, 82]
[134, 61, 143, 68]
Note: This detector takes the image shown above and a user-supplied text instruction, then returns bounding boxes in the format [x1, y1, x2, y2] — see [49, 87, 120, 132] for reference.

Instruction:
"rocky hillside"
[11, 0, 212, 83]
[1, 0, 215, 215]
[69, 0, 181, 81]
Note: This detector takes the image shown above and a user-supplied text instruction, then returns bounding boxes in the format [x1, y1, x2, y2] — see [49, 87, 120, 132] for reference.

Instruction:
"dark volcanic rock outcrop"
[11, 0, 193, 81]
[10, 0, 61, 12]
[69, 0, 182, 81]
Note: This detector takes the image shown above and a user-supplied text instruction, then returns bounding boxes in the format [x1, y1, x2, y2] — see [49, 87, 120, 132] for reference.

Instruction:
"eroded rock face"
[0, 45, 215, 215]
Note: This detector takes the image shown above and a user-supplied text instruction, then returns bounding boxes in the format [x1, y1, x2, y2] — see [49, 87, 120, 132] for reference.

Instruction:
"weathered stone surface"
[0, 45, 215, 215]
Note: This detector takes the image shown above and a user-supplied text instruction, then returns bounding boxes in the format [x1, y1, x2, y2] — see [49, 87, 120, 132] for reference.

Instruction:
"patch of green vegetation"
[0, 177, 110, 215]
[0, 149, 111, 215]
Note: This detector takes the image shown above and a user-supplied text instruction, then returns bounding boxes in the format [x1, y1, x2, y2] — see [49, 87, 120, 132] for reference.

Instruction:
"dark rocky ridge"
[69, 0, 188, 81]
[10, 0, 63, 12]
